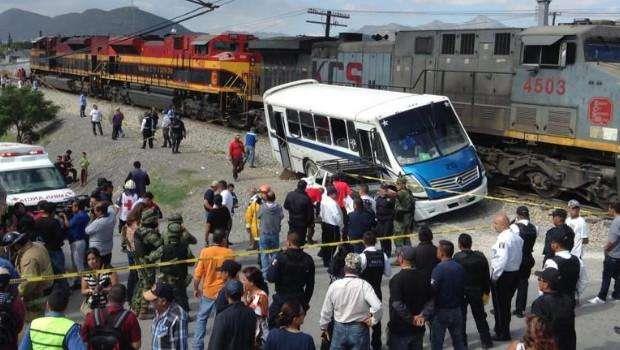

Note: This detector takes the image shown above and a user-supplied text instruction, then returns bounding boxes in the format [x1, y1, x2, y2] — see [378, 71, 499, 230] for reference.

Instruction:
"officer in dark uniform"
[374, 183, 396, 257]
[266, 232, 315, 329]
[512, 206, 537, 318]
[531, 268, 576, 350]
[359, 231, 391, 350]
[543, 229, 584, 305]
[542, 209, 575, 263]
[454, 233, 493, 348]
[169, 115, 186, 154]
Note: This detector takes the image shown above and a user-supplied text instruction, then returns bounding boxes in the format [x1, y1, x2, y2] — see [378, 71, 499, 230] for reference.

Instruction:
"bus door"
[271, 107, 292, 170]
[355, 123, 375, 162]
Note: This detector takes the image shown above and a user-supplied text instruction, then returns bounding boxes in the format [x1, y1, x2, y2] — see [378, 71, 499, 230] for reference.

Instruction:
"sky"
[0, 0, 619, 35]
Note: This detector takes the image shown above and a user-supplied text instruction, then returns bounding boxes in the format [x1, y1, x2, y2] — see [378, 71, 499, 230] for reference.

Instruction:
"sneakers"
[588, 296, 606, 304]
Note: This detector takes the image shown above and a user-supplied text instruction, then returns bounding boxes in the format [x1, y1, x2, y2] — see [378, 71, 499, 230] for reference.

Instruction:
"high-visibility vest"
[29, 316, 75, 349]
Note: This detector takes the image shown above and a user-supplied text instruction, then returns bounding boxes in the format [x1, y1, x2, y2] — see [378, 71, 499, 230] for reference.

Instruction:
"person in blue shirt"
[79, 93, 87, 118]
[60, 199, 90, 289]
[346, 198, 376, 253]
[20, 290, 86, 350]
[245, 127, 258, 168]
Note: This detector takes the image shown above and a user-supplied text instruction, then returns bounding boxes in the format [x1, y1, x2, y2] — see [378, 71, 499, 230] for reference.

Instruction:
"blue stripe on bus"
[269, 132, 358, 160]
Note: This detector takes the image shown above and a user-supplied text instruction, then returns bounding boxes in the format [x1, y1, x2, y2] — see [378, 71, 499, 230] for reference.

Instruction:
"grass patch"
[149, 170, 207, 208]
[0, 133, 15, 142]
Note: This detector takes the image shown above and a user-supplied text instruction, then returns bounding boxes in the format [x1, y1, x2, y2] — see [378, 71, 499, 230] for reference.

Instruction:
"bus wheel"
[304, 160, 319, 178]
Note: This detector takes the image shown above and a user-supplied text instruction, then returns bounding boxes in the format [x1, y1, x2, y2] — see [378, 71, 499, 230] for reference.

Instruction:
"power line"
[306, 8, 350, 38]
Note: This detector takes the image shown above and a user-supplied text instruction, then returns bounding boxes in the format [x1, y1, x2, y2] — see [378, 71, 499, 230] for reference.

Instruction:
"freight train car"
[310, 21, 619, 206]
[31, 33, 262, 128]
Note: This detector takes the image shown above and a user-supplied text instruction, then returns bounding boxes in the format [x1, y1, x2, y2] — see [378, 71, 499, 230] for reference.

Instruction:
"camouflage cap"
[168, 213, 183, 223]
[141, 208, 159, 226]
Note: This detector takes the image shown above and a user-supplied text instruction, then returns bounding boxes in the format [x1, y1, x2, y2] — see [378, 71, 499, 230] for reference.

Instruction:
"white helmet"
[124, 179, 136, 190]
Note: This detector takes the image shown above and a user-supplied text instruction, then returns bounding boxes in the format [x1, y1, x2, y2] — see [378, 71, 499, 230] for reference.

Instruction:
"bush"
[0, 86, 59, 143]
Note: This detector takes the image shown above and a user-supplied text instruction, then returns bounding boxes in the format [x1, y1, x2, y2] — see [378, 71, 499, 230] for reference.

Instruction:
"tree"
[0, 86, 59, 143]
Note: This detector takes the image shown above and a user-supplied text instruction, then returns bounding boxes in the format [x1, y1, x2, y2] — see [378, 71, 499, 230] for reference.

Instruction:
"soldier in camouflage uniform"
[158, 213, 196, 311]
[132, 207, 163, 318]
[393, 175, 414, 248]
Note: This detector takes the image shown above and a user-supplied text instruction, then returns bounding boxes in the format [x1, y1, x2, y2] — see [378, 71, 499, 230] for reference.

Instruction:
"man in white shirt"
[490, 213, 523, 341]
[566, 199, 589, 259]
[319, 187, 343, 268]
[320, 252, 382, 349]
[161, 111, 172, 148]
[90, 104, 103, 136]
[218, 180, 234, 215]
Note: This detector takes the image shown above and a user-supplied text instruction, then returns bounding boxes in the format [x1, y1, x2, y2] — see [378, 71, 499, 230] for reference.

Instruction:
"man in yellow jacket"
[245, 185, 270, 250]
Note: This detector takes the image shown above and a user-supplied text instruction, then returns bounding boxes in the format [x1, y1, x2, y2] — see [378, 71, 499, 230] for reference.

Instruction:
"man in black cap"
[542, 209, 575, 263]
[208, 280, 257, 350]
[214, 259, 242, 314]
[283, 180, 314, 245]
[531, 268, 576, 350]
[388, 246, 433, 350]
[143, 282, 189, 350]
[511, 206, 537, 318]
[454, 233, 493, 348]
[543, 228, 586, 305]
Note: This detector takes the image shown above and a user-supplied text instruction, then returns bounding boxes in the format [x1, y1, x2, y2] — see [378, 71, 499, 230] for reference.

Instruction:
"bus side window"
[314, 115, 332, 145]
[330, 118, 348, 148]
[299, 112, 316, 140]
[286, 109, 301, 137]
[346, 121, 358, 151]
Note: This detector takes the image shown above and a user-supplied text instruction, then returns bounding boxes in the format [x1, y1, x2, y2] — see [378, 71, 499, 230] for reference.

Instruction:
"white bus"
[263, 80, 487, 221]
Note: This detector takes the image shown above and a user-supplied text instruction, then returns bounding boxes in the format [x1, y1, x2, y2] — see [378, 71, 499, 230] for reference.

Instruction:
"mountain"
[356, 15, 506, 39]
[0, 7, 192, 42]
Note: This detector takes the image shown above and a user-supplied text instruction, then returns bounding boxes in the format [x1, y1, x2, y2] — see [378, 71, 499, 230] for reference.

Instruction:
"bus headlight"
[406, 176, 426, 195]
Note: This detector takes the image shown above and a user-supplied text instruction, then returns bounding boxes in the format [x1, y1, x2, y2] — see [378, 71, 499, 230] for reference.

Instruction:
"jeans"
[193, 297, 217, 350]
[245, 146, 255, 167]
[259, 232, 280, 278]
[91, 121, 102, 135]
[388, 331, 424, 350]
[330, 321, 370, 350]
[48, 249, 69, 290]
[430, 307, 466, 350]
[597, 255, 620, 300]
[69, 240, 86, 284]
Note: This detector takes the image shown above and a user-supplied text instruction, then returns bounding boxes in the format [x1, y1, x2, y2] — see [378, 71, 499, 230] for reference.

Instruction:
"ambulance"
[0, 143, 75, 208]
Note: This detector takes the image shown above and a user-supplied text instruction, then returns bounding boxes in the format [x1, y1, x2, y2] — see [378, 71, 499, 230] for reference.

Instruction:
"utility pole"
[550, 11, 560, 25]
[306, 8, 350, 37]
[536, 0, 551, 26]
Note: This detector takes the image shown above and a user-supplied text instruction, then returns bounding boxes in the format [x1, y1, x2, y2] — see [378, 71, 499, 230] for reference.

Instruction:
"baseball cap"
[567, 199, 580, 208]
[534, 268, 561, 289]
[549, 208, 567, 219]
[143, 282, 175, 302]
[547, 228, 568, 245]
[516, 206, 530, 218]
[344, 253, 361, 271]
[398, 246, 416, 262]
[217, 259, 241, 276]
[224, 279, 244, 298]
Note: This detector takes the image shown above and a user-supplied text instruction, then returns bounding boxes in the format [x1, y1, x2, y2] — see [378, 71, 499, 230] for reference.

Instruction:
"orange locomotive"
[30, 33, 262, 127]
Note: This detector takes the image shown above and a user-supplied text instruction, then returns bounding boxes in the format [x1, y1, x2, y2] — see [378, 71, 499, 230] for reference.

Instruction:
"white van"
[0, 143, 75, 207]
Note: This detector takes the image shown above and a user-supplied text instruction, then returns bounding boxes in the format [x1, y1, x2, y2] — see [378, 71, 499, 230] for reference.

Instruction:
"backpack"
[89, 308, 129, 350]
[0, 296, 17, 346]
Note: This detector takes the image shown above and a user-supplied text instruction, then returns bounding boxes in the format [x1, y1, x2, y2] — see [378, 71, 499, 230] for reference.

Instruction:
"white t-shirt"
[566, 216, 589, 258]
[90, 109, 102, 122]
[220, 189, 234, 214]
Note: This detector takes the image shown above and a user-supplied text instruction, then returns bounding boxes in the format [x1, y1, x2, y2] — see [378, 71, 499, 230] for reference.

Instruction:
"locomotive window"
[330, 118, 348, 148]
[494, 33, 511, 55]
[565, 42, 576, 65]
[174, 37, 183, 50]
[299, 112, 316, 140]
[460, 33, 476, 55]
[346, 121, 359, 151]
[441, 34, 456, 55]
[286, 109, 301, 137]
[213, 41, 237, 52]
[194, 45, 207, 55]
[314, 115, 332, 145]
[523, 45, 541, 64]
[414, 37, 433, 54]
[522, 41, 562, 66]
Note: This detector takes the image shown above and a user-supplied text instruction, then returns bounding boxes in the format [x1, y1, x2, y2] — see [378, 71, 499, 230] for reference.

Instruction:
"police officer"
[1, 231, 53, 322]
[375, 183, 396, 257]
[454, 233, 493, 348]
[359, 231, 391, 350]
[158, 213, 197, 311]
[511, 206, 537, 318]
[140, 112, 155, 149]
[489, 213, 523, 341]
[531, 268, 576, 350]
[543, 229, 586, 305]
[266, 232, 315, 329]
[169, 114, 186, 154]
[132, 208, 163, 318]
[393, 176, 414, 248]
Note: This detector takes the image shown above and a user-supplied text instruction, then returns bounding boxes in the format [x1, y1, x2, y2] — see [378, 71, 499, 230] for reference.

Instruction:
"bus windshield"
[584, 38, 620, 63]
[381, 101, 469, 165]
[0, 167, 67, 194]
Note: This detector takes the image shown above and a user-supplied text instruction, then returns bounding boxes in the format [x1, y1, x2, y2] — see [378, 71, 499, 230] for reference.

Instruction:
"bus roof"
[263, 80, 448, 124]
